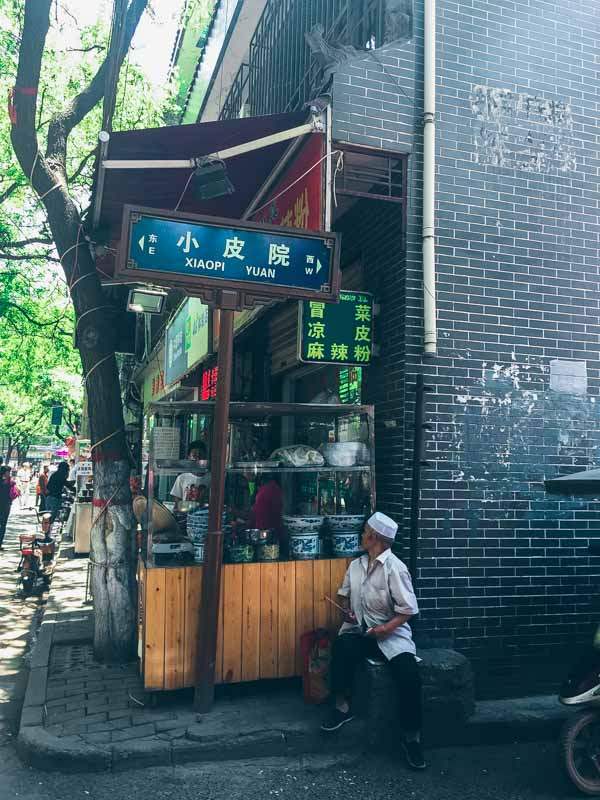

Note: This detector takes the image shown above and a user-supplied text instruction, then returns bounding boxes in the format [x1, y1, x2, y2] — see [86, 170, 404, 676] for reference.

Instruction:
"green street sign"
[298, 291, 373, 366]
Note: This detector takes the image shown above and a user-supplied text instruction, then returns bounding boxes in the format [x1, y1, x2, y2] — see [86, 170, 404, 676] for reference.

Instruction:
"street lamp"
[127, 287, 167, 315]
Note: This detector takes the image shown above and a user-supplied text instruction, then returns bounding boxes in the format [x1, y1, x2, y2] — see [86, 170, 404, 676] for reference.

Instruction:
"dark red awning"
[95, 111, 310, 277]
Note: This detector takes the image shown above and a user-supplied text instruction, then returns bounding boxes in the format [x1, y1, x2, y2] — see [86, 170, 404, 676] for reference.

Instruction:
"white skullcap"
[367, 511, 398, 540]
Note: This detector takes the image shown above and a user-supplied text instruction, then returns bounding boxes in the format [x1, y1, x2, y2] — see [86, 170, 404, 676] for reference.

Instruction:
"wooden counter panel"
[259, 564, 278, 679]
[139, 559, 351, 692]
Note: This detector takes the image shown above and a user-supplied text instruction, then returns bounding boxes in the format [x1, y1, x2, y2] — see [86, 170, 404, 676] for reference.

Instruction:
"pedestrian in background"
[45, 462, 74, 523]
[16, 463, 31, 510]
[0, 467, 19, 550]
[36, 465, 50, 512]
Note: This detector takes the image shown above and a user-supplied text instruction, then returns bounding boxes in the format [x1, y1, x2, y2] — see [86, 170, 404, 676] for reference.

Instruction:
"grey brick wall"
[332, 0, 600, 694]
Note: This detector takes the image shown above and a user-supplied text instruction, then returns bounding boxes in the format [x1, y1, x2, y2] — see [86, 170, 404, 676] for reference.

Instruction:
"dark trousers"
[0, 505, 11, 547]
[331, 632, 423, 734]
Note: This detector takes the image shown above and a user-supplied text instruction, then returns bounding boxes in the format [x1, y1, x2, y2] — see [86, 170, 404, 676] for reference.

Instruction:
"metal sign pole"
[194, 307, 234, 712]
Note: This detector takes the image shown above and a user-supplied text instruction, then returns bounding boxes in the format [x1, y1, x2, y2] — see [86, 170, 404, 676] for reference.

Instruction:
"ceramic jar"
[332, 532, 361, 557]
[256, 542, 280, 562]
[227, 544, 254, 563]
[290, 532, 320, 560]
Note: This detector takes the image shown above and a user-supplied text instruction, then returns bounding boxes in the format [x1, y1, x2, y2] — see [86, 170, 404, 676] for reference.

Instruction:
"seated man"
[321, 511, 426, 770]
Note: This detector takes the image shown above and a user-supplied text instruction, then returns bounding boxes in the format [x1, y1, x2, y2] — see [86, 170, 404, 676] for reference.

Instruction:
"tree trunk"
[9, 0, 148, 663]
[90, 460, 136, 662]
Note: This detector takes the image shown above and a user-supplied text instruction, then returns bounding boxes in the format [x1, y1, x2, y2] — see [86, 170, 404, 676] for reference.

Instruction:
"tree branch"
[68, 44, 106, 53]
[68, 149, 96, 183]
[0, 251, 58, 261]
[0, 237, 53, 248]
[0, 300, 69, 328]
[46, 0, 148, 161]
[0, 180, 23, 205]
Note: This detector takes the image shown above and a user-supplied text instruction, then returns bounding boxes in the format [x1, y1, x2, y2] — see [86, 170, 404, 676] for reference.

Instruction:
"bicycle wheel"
[562, 710, 600, 795]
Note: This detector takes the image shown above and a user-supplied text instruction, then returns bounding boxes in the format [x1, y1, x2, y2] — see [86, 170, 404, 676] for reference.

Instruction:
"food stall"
[137, 400, 375, 692]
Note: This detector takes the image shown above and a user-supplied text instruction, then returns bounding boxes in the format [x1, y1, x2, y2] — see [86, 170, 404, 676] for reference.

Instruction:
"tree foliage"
[0, 0, 180, 464]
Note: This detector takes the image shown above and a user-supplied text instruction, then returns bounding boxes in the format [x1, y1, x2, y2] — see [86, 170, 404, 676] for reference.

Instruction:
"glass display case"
[137, 401, 376, 692]
[142, 402, 375, 567]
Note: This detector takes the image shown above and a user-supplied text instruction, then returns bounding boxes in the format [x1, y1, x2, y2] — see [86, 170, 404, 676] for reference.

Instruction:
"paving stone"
[84, 732, 111, 744]
[165, 727, 187, 740]
[61, 720, 90, 735]
[45, 724, 64, 736]
[45, 698, 67, 710]
[108, 709, 132, 721]
[86, 719, 129, 733]
[65, 699, 87, 711]
[155, 718, 186, 733]
[46, 709, 84, 725]
[83, 711, 108, 724]
[111, 723, 156, 742]
[45, 686, 65, 701]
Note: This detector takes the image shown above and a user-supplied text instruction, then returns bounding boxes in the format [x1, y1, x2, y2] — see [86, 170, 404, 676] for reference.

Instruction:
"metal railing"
[219, 0, 387, 121]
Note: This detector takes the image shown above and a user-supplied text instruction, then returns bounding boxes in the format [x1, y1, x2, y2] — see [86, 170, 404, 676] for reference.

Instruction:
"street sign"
[299, 291, 374, 366]
[117, 206, 341, 307]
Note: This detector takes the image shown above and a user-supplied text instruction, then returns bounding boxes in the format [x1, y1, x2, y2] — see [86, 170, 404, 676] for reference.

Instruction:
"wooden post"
[194, 307, 235, 711]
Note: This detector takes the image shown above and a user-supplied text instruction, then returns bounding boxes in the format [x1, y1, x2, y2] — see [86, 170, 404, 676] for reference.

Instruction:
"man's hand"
[342, 609, 358, 625]
[366, 624, 392, 640]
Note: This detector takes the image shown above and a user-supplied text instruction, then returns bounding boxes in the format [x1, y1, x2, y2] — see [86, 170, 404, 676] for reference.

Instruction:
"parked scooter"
[16, 512, 57, 595]
[560, 542, 600, 794]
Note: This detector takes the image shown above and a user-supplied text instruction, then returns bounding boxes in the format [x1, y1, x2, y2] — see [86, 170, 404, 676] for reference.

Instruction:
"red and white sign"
[251, 134, 324, 232]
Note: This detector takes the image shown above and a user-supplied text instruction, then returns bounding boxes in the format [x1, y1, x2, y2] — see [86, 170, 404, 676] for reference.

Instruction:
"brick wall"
[332, 0, 600, 695]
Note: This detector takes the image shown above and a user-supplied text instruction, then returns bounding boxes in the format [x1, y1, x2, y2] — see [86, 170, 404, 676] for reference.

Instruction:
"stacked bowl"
[284, 515, 323, 560]
[187, 508, 229, 562]
[326, 515, 365, 557]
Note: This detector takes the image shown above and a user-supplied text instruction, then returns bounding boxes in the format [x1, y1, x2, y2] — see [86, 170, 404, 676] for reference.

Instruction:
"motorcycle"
[560, 542, 600, 794]
[17, 512, 57, 595]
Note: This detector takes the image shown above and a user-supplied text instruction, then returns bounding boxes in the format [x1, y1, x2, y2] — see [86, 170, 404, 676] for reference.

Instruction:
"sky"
[60, 0, 188, 87]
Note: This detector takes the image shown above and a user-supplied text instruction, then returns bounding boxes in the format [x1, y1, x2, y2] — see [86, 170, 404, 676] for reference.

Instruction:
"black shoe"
[402, 740, 427, 770]
[320, 708, 354, 732]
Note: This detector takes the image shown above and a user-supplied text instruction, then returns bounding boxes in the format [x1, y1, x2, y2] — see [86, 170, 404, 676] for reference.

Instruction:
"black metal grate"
[336, 147, 406, 203]
[220, 0, 389, 121]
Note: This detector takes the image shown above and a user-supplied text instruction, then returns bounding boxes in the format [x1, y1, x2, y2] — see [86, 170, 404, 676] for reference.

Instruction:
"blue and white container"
[332, 531, 361, 557]
[290, 532, 320, 560]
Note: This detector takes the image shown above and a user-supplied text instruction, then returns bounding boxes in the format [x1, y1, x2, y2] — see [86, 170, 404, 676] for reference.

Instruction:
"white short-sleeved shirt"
[337, 549, 419, 660]
[170, 472, 210, 503]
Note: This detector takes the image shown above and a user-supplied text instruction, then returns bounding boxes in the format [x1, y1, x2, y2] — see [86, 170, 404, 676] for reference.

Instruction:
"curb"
[18, 559, 572, 772]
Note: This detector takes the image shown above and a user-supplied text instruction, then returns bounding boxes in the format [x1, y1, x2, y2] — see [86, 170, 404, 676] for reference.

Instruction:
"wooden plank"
[313, 559, 331, 631]
[277, 561, 296, 677]
[164, 568, 186, 690]
[184, 565, 203, 686]
[241, 564, 261, 681]
[260, 562, 279, 679]
[330, 558, 350, 631]
[222, 565, 244, 683]
[143, 568, 166, 691]
[294, 561, 314, 673]
[215, 574, 225, 683]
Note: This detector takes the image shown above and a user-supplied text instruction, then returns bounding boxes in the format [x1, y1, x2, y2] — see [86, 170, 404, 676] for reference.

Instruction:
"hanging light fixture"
[192, 158, 235, 201]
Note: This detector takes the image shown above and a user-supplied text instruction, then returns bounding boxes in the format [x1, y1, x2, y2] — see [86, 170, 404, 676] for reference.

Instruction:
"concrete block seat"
[352, 648, 475, 747]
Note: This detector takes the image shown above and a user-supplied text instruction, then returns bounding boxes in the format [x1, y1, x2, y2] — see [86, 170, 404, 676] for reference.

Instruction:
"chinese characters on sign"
[120, 207, 339, 302]
[251, 135, 324, 232]
[299, 291, 374, 366]
[165, 297, 210, 386]
[201, 366, 219, 401]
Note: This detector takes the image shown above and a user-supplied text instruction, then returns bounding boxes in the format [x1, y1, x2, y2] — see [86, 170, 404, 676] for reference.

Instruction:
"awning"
[544, 468, 600, 495]
[94, 110, 311, 277]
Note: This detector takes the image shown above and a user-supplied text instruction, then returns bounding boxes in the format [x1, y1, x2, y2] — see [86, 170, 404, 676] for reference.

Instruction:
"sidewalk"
[18, 551, 573, 773]
[0, 507, 47, 744]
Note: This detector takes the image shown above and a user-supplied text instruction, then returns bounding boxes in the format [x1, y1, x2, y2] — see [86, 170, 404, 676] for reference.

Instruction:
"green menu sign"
[299, 291, 373, 366]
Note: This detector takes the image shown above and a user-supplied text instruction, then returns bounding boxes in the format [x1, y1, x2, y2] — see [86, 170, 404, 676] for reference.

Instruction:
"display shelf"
[226, 465, 372, 474]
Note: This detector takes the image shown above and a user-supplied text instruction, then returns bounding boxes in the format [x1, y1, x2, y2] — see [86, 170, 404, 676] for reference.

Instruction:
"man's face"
[361, 524, 375, 551]
[189, 448, 203, 462]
